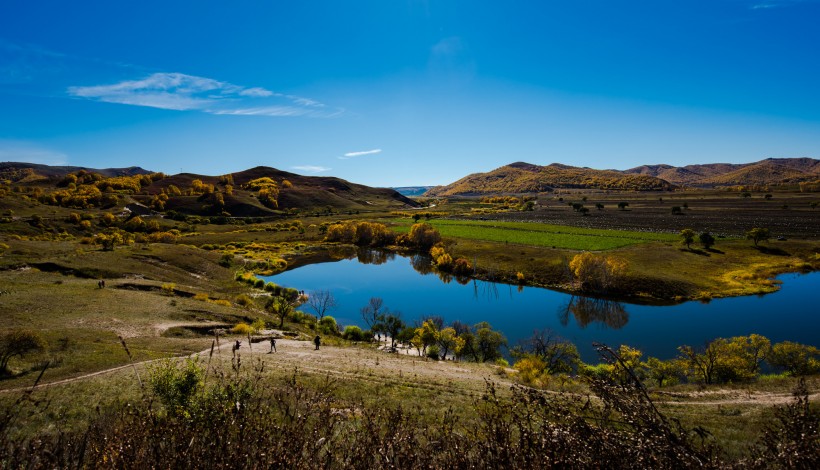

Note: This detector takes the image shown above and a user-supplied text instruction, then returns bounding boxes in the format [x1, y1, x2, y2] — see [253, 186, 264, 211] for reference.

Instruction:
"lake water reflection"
[267, 250, 819, 362]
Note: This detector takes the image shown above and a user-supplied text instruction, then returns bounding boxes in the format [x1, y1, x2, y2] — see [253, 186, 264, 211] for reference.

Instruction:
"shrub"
[235, 294, 253, 307]
[426, 344, 441, 360]
[251, 318, 266, 333]
[161, 283, 176, 295]
[147, 358, 204, 416]
[318, 316, 339, 335]
[232, 323, 252, 335]
[342, 325, 366, 341]
[514, 355, 549, 387]
[0, 330, 47, 374]
[193, 293, 210, 302]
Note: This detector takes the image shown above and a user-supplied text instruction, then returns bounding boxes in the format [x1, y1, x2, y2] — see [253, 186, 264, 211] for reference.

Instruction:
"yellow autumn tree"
[568, 252, 627, 292]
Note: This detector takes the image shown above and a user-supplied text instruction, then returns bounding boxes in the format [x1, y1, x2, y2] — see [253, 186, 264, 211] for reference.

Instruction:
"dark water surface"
[267, 252, 819, 362]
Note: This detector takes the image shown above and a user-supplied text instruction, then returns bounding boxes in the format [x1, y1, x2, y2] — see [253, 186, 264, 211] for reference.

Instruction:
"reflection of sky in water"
[267, 254, 819, 362]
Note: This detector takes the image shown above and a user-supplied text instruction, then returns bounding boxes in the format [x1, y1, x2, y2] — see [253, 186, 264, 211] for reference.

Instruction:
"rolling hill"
[425, 157, 820, 196]
[0, 162, 418, 215]
[624, 158, 820, 187]
[425, 162, 676, 197]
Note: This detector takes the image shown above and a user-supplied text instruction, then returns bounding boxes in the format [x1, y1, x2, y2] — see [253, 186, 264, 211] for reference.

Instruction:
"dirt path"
[3, 337, 818, 409]
[0, 336, 503, 397]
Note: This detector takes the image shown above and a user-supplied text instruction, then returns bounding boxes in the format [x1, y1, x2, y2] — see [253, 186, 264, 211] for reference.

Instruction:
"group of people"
[231, 335, 322, 353]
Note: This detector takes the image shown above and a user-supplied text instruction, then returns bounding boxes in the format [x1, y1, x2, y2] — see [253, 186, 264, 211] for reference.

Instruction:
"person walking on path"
[269, 336, 277, 353]
[313, 335, 321, 350]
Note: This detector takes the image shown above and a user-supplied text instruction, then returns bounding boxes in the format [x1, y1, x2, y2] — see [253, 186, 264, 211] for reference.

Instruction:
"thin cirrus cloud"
[339, 148, 382, 159]
[67, 72, 342, 117]
[750, 0, 815, 8]
[291, 165, 331, 173]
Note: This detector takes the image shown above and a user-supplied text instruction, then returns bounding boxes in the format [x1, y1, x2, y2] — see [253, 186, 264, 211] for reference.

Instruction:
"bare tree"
[512, 329, 580, 374]
[360, 297, 384, 331]
[306, 289, 337, 320]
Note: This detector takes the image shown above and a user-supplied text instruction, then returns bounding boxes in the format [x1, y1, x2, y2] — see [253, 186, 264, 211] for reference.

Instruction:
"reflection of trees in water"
[472, 279, 517, 301]
[558, 295, 629, 329]
[327, 245, 358, 260]
[410, 254, 434, 275]
[356, 248, 395, 265]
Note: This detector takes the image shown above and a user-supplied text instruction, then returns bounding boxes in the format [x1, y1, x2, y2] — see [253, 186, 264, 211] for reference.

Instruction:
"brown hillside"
[0, 162, 150, 182]
[625, 158, 819, 186]
[425, 162, 675, 196]
[2, 162, 418, 216]
[699, 159, 819, 186]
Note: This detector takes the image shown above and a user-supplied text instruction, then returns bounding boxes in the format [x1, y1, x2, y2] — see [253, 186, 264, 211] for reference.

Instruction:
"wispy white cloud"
[750, 0, 816, 9]
[0, 140, 68, 165]
[291, 165, 331, 173]
[340, 148, 382, 159]
[67, 72, 342, 117]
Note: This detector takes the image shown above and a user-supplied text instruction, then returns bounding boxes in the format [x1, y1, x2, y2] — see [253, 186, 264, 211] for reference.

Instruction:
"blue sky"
[1, 0, 819, 186]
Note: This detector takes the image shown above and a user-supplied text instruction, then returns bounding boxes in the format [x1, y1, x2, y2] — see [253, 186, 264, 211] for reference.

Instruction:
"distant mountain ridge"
[392, 186, 436, 197]
[425, 158, 819, 196]
[0, 162, 150, 182]
[624, 158, 820, 186]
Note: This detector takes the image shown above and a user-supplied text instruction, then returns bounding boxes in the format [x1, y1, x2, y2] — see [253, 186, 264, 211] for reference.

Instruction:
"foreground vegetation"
[2, 345, 817, 468]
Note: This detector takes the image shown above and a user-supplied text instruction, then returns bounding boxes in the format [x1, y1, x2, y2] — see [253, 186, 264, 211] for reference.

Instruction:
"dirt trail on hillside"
[0, 337, 504, 398]
[2, 337, 818, 409]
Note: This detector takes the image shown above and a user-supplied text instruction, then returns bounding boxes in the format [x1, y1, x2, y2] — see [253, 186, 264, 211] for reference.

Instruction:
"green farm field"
[389, 218, 681, 250]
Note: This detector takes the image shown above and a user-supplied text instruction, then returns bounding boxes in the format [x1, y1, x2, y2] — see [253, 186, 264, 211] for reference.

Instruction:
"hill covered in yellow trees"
[425, 162, 675, 196]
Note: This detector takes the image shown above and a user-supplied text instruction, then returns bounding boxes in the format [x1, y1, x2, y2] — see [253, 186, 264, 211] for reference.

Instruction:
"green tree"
[643, 357, 684, 387]
[265, 295, 294, 328]
[728, 334, 771, 375]
[699, 231, 716, 250]
[617, 202, 629, 211]
[679, 340, 725, 385]
[415, 320, 440, 356]
[472, 322, 507, 363]
[0, 330, 47, 375]
[679, 229, 696, 249]
[437, 327, 464, 360]
[746, 227, 770, 246]
[680, 336, 763, 384]
[768, 341, 820, 376]
[382, 313, 405, 350]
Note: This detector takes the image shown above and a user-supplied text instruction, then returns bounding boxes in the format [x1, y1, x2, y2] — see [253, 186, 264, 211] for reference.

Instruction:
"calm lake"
[267, 251, 819, 362]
